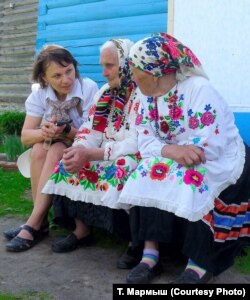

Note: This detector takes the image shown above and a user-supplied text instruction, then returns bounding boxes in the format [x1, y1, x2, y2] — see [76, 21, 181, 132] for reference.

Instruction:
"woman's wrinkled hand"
[62, 145, 89, 173]
[161, 144, 206, 166]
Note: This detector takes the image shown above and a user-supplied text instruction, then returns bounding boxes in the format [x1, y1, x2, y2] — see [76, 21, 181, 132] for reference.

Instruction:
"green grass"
[3, 134, 27, 161]
[0, 168, 32, 216]
[235, 248, 250, 274]
[0, 143, 5, 152]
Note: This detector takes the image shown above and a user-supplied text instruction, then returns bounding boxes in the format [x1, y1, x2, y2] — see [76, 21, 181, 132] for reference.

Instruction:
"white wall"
[171, 0, 250, 112]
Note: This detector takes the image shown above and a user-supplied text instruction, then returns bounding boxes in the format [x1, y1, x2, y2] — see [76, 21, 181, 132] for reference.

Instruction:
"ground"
[0, 217, 250, 300]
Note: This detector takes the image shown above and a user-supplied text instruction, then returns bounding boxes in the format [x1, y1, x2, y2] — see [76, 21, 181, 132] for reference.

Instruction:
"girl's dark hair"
[31, 45, 80, 88]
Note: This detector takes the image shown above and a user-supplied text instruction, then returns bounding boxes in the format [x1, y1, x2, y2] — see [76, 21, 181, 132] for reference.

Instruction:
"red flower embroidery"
[160, 121, 169, 133]
[117, 183, 124, 191]
[169, 106, 183, 120]
[135, 152, 142, 160]
[168, 93, 178, 104]
[117, 159, 125, 166]
[201, 112, 214, 126]
[84, 170, 98, 184]
[83, 162, 91, 169]
[115, 167, 127, 179]
[189, 116, 199, 129]
[135, 114, 143, 125]
[77, 170, 86, 180]
[183, 169, 203, 187]
[148, 108, 158, 121]
[67, 178, 74, 185]
[159, 57, 170, 65]
[150, 163, 169, 181]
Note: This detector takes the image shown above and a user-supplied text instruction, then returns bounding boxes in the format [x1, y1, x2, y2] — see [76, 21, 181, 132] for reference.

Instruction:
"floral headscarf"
[93, 39, 136, 132]
[129, 32, 207, 79]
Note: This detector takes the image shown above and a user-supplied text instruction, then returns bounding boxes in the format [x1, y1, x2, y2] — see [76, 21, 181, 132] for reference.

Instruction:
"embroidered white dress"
[42, 84, 143, 209]
[118, 76, 245, 221]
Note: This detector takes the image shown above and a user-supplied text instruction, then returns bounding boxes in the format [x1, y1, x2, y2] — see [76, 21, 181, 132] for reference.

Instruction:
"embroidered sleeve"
[73, 125, 102, 148]
[187, 83, 232, 160]
[103, 133, 138, 160]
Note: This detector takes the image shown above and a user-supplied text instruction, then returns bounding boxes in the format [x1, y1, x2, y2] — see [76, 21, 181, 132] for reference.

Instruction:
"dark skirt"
[52, 195, 131, 241]
[130, 144, 250, 276]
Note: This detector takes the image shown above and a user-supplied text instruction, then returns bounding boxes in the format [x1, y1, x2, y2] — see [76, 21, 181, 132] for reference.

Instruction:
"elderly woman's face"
[130, 66, 158, 97]
[100, 48, 120, 89]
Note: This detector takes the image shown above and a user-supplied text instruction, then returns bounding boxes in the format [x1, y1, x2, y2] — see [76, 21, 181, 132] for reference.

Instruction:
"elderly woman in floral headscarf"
[118, 33, 250, 284]
[42, 39, 143, 259]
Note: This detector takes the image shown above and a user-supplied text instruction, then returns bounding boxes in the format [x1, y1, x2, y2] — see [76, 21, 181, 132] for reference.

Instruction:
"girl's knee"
[47, 142, 67, 161]
[31, 143, 47, 161]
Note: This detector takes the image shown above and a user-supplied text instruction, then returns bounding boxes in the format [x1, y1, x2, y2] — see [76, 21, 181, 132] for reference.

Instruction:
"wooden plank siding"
[0, 0, 38, 108]
[0, 0, 167, 110]
[37, 0, 167, 87]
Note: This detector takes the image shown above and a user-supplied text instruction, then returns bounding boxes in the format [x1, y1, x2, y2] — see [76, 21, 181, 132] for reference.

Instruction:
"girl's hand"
[41, 115, 67, 139]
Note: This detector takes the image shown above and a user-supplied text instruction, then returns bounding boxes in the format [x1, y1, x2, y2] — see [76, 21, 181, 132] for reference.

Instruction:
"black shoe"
[3, 226, 22, 240]
[52, 233, 94, 253]
[5, 224, 47, 252]
[117, 246, 142, 269]
[174, 269, 213, 284]
[126, 262, 163, 284]
[4, 223, 49, 240]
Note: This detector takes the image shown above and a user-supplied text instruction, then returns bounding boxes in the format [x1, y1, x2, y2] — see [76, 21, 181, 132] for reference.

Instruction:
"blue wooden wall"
[36, 1, 250, 145]
[37, 0, 167, 86]
[234, 113, 250, 146]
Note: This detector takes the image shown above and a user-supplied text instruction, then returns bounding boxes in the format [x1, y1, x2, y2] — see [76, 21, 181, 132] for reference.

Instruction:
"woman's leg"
[144, 241, 158, 250]
[3, 143, 52, 241]
[73, 219, 91, 239]
[140, 240, 159, 268]
[52, 218, 93, 253]
[126, 240, 162, 284]
[16, 142, 67, 240]
[30, 143, 47, 203]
